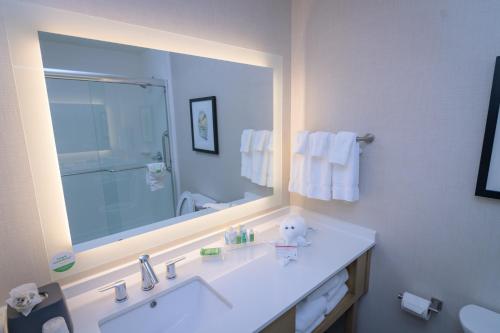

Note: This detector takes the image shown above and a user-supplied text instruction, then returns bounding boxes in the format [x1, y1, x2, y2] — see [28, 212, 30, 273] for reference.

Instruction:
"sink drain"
[150, 300, 157, 308]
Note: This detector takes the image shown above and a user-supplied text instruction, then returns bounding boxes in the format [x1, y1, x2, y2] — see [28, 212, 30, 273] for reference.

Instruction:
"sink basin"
[99, 276, 232, 333]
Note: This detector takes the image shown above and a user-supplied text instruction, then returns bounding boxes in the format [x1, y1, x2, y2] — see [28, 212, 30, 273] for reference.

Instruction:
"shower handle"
[161, 130, 172, 172]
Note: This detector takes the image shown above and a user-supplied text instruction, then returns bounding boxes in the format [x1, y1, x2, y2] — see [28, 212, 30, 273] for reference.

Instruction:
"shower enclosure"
[44, 70, 176, 248]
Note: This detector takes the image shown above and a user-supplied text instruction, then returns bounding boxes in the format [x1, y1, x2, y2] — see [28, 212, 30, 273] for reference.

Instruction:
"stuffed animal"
[279, 215, 311, 247]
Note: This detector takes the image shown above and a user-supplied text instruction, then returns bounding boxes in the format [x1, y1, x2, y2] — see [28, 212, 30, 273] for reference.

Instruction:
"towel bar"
[356, 133, 375, 143]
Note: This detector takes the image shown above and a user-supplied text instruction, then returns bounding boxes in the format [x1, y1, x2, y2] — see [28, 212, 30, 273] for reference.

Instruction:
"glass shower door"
[46, 78, 176, 246]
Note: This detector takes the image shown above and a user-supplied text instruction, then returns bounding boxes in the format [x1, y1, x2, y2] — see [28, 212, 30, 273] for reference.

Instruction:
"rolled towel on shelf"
[325, 284, 349, 314]
[295, 296, 327, 333]
[307, 269, 349, 302]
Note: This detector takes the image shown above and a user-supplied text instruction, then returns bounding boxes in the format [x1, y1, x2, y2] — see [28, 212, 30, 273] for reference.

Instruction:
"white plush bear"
[279, 215, 311, 247]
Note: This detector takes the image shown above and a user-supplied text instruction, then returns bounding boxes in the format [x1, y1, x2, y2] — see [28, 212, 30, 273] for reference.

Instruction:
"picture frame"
[189, 96, 219, 154]
[476, 57, 500, 199]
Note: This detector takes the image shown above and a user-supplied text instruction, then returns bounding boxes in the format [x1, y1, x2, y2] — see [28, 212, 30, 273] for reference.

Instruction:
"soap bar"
[200, 247, 221, 256]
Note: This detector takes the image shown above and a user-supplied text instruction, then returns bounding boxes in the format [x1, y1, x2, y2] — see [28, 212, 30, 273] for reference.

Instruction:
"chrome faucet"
[139, 254, 159, 291]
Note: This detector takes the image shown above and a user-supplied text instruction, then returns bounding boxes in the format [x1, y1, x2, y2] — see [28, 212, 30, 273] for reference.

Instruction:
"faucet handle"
[98, 280, 128, 303]
[166, 256, 186, 279]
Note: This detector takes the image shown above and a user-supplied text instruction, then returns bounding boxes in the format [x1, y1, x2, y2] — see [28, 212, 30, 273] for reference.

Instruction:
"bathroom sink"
[99, 277, 232, 333]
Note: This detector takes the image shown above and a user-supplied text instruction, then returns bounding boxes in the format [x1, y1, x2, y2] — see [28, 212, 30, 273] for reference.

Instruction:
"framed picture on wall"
[189, 96, 219, 154]
[476, 57, 500, 199]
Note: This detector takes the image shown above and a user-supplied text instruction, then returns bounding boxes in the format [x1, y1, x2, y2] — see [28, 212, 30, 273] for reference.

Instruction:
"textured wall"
[291, 0, 500, 332]
[0, 0, 291, 299]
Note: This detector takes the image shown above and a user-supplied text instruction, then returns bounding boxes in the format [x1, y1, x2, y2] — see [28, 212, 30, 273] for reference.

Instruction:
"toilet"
[460, 304, 500, 333]
[176, 191, 216, 216]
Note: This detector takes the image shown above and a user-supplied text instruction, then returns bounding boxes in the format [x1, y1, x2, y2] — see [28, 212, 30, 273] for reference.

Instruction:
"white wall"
[0, 0, 291, 299]
[291, 1, 500, 332]
[170, 53, 274, 202]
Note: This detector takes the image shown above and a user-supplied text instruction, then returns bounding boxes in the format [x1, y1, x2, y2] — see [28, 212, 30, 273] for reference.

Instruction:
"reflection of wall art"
[189, 96, 219, 154]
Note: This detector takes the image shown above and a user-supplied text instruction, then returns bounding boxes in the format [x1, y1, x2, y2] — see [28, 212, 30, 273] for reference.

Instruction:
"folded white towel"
[329, 131, 356, 166]
[289, 153, 308, 196]
[266, 133, 273, 187]
[331, 142, 359, 202]
[307, 269, 349, 302]
[308, 132, 329, 157]
[296, 314, 325, 333]
[305, 153, 332, 201]
[252, 130, 269, 151]
[325, 284, 349, 314]
[251, 130, 271, 186]
[296, 296, 327, 332]
[240, 129, 254, 153]
[146, 162, 167, 191]
[292, 131, 310, 154]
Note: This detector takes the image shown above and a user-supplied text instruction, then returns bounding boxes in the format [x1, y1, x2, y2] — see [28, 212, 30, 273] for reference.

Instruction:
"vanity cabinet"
[261, 250, 372, 333]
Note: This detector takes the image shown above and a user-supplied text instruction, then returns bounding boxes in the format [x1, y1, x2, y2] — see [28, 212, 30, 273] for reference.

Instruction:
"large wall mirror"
[39, 32, 274, 251]
[476, 57, 500, 199]
[2, 1, 282, 278]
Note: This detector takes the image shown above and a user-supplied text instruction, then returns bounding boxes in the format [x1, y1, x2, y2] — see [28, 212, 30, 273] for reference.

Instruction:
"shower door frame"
[44, 69, 179, 250]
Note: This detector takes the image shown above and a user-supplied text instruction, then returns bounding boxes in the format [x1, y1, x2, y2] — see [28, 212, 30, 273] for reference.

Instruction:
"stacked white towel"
[295, 269, 350, 333]
[306, 269, 348, 303]
[295, 296, 326, 333]
[240, 129, 273, 187]
[289, 130, 360, 202]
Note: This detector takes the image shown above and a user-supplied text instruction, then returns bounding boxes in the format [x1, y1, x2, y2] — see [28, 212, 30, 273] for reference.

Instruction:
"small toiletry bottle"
[249, 229, 255, 242]
[224, 228, 231, 245]
[241, 226, 247, 243]
[236, 225, 242, 244]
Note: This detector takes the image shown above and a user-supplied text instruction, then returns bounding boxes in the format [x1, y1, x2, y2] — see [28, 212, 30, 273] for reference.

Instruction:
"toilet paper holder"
[397, 293, 443, 313]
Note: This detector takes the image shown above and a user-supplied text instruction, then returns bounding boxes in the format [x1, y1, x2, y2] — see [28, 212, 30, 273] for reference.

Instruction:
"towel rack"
[356, 133, 375, 143]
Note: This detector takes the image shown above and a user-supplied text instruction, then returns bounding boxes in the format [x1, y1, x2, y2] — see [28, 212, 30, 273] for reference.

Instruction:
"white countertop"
[64, 207, 376, 333]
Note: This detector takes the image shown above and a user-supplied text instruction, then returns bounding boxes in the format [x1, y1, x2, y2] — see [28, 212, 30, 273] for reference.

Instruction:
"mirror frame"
[476, 57, 500, 199]
[1, 0, 283, 279]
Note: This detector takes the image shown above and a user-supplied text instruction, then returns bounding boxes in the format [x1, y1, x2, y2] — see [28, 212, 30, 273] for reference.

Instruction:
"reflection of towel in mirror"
[251, 130, 271, 187]
[146, 163, 167, 191]
[266, 133, 273, 187]
[241, 129, 254, 179]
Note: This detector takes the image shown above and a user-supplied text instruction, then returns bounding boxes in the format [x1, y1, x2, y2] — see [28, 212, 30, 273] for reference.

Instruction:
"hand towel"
[308, 131, 330, 157]
[292, 131, 310, 154]
[296, 314, 325, 333]
[296, 296, 327, 332]
[251, 130, 271, 186]
[331, 142, 359, 202]
[145, 162, 167, 191]
[252, 130, 269, 151]
[307, 269, 349, 302]
[289, 152, 308, 196]
[325, 284, 349, 314]
[266, 133, 273, 187]
[329, 131, 356, 166]
[240, 129, 254, 153]
[304, 132, 332, 200]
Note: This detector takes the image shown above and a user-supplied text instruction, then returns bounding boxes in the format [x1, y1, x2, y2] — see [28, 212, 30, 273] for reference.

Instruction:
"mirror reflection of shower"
[39, 32, 274, 251]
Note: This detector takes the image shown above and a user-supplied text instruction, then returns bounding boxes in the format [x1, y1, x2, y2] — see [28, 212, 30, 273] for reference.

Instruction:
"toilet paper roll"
[401, 292, 431, 320]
